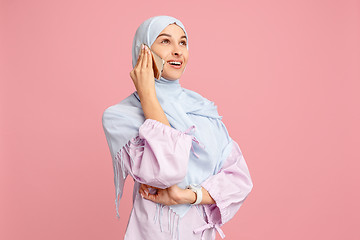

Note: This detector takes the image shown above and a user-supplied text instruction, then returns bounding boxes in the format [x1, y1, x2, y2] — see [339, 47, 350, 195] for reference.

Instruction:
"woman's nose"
[172, 45, 182, 56]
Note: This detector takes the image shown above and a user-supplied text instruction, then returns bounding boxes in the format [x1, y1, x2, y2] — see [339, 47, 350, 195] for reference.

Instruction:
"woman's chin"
[161, 73, 181, 81]
[162, 71, 184, 80]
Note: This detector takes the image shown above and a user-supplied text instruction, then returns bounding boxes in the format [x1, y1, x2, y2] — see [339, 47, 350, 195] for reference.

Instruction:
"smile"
[167, 60, 182, 69]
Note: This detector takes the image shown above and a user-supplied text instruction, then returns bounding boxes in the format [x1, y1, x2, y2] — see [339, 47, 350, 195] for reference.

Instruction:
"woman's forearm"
[139, 92, 170, 127]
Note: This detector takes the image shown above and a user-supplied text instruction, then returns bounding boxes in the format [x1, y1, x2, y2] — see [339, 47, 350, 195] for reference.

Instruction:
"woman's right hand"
[130, 44, 156, 97]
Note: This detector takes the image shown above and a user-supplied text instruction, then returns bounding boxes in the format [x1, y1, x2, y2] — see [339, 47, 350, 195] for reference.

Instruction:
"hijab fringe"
[183, 124, 206, 158]
[113, 137, 145, 218]
[153, 203, 182, 240]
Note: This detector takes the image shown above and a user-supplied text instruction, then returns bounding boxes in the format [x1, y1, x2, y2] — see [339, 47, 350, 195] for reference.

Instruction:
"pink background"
[1, 0, 359, 239]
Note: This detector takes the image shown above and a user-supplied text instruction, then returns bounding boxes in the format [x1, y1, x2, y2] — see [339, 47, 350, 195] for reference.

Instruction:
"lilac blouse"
[113, 119, 253, 240]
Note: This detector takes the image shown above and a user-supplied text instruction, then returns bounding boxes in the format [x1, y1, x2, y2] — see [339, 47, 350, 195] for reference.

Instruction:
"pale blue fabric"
[103, 15, 233, 219]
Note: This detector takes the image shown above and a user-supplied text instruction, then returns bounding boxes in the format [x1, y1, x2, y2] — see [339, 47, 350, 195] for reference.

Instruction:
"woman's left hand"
[139, 183, 188, 206]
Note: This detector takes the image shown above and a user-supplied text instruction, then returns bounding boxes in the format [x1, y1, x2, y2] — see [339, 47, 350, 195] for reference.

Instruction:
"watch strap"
[187, 184, 203, 205]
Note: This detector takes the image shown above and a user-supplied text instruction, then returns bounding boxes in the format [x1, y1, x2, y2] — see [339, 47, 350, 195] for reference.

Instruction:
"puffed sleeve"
[119, 118, 194, 188]
[196, 140, 253, 238]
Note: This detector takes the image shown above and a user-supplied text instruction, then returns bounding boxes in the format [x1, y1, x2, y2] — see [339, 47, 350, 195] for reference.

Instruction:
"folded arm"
[201, 140, 254, 226]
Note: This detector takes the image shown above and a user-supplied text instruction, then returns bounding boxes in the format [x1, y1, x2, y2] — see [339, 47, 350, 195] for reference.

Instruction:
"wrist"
[139, 93, 160, 111]
[138, 89, 157, 101]
[186, 184, 203, 205]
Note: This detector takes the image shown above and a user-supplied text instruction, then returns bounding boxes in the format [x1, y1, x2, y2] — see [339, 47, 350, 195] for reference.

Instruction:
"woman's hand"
[139, 183, 195, 206]
[131, 44, 171, 126]
[130, 44, 155, 97]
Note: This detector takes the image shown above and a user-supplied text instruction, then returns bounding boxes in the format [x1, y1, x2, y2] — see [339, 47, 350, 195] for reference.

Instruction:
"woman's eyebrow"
[156, 33, 187, 40]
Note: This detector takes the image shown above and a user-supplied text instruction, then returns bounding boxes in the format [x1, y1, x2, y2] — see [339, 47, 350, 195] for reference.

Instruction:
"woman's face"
[150, 23, 189, 80]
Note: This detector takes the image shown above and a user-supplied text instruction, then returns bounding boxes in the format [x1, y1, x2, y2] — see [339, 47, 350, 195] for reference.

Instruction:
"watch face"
[190, 184, 201, 191]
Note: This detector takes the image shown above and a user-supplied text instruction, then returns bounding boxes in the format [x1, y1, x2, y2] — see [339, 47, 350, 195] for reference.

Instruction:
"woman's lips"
[167, 62, 182, 69]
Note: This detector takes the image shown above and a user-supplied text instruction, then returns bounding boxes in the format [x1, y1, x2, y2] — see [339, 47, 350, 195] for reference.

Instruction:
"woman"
[102, 15, 253, 240]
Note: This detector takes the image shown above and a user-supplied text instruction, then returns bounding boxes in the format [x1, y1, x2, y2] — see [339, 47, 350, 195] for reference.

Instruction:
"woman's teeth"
[168, 61, 181, 66]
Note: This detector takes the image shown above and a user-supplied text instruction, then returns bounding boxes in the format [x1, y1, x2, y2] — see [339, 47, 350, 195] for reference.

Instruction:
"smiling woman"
[102, 15, 253, 240]
[151, 26, 189, 80]
[150, 27, 189, 80]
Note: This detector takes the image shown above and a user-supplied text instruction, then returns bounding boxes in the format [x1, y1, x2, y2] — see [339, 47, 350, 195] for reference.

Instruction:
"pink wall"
[1, 0, 359, 239]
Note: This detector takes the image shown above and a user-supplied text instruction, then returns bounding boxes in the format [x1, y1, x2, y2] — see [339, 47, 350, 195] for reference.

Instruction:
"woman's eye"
[160, 39, 187, 46]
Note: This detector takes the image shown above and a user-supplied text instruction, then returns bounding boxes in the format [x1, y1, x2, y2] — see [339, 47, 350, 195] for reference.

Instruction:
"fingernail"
[142, 44, 144, 49]
[144, 189, 149, 196]
[141, 193, 144, 198]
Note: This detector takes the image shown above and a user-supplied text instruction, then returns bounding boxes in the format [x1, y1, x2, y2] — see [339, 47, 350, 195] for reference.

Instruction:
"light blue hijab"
[103, 15, 233, 221]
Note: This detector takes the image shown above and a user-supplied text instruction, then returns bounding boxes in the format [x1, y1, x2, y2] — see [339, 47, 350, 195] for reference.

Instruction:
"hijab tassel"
[113, 137, 145, 219]
[183, 125, 206, 158]
[114, 148, 127, 219]
[153, 203, 166, 233]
